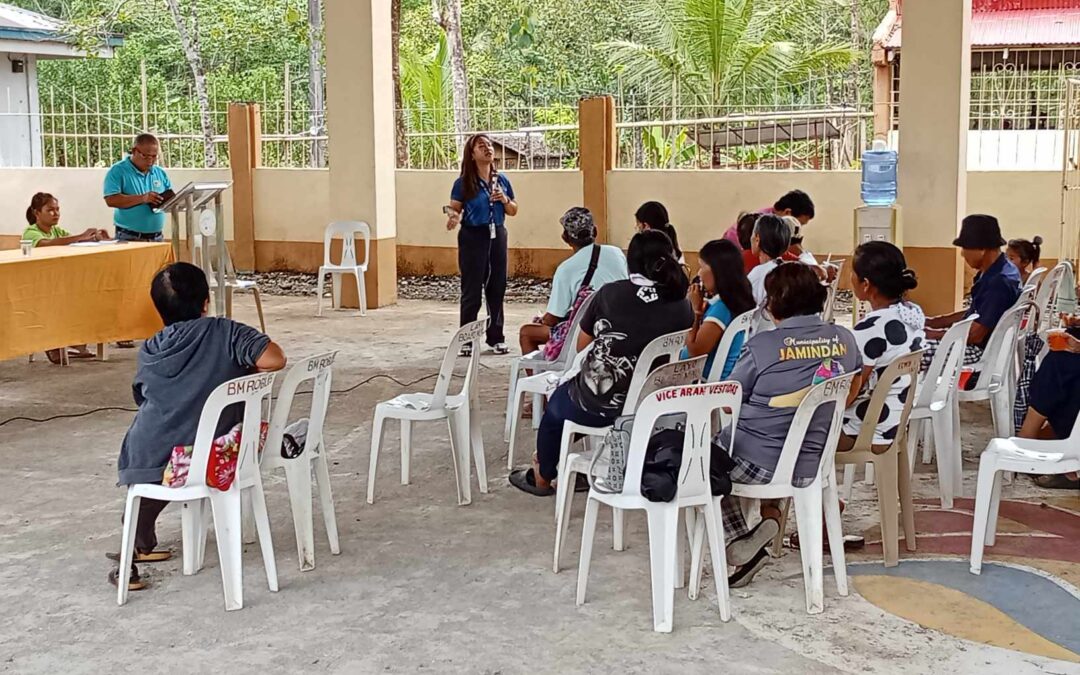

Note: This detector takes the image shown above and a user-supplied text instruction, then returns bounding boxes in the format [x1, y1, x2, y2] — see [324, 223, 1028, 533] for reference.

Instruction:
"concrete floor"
[1, 296, 1077, 675]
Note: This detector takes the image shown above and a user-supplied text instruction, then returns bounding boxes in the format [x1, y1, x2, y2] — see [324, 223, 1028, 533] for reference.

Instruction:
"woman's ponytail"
[653, 255, 690, 301]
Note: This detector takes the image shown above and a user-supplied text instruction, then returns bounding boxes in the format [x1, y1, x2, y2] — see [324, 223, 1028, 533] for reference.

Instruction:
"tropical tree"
[399, 33, 456, 168]
[602, 0, 856, 116]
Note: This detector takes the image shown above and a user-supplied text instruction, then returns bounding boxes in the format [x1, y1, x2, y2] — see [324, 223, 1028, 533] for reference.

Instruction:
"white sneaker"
[490, 342, 510, 355]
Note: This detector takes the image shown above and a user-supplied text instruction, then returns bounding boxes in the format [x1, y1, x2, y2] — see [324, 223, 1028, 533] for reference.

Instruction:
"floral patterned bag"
[163, 421, 268, 490]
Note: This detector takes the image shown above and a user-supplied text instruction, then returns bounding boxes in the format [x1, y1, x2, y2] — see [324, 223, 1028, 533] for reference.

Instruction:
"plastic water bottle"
[860, 139, 897, 206]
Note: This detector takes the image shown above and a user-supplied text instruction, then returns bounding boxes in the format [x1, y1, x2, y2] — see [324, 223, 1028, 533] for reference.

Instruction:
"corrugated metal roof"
[0, 3, 60, 32]
[884, 7, 1080, 49]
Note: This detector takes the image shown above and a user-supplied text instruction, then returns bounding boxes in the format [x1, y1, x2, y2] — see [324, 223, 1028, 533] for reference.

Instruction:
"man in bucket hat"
[922, 214, 1022, 382]
[517, 207, 627, 356]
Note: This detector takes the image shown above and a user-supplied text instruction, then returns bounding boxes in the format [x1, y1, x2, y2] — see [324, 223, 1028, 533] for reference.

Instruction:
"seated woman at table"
[23, 192, 109, 247]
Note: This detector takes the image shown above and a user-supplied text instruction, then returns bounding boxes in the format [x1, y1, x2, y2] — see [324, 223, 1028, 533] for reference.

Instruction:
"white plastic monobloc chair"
[870, 317, 975, 508]
[552, 330, 691, 573]
[367, 319, 488, 506]
[969, 417, 1080, 575]
[503, 294, 597, 443]
[262, 352, 341, 571]
[957, 301, 1031, 439]
[721, 372, 857, 614]
[1023, 266, 1047, 291]
[317, 221, 371, 317]
[505, 293, 597, 469]
[1033, 261, 1072, 335]
[117, 372, 278, 610]
[194, 234, 266, 333]
[704, 309, 755, 383]
[576, 382, 742, 633]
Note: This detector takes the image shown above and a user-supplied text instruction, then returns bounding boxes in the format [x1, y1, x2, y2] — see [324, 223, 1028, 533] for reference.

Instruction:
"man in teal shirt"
[103, 133, 174, 242]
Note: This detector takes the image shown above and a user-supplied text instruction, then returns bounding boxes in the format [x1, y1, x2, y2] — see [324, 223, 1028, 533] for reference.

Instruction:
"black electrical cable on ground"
[0, 370, 450, 429]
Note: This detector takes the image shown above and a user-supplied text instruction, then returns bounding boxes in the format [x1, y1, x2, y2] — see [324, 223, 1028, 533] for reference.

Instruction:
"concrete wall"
[0, 167, 234, 243]
[1, 166, 1065, 275]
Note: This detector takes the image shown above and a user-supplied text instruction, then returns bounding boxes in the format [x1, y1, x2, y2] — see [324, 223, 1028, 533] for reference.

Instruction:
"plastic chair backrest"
[622, 329, 691, 415]
[970, 301, 1030, 395]
[620, 382, 743, 502]
[263, 352, 337, 469]
[431, 319, 487, 408]
[323, 221, 371, 269]
[917, 316, 977, 410]
[765, 372, 857, 486]
[637, 355, 707, 406]
[193, 233, 239, 285]
[822, 259, 845, 324]
[851, 350, 925, 450]
[1023, 266, 1047, 290]
[1034, 261, 1071, 333]
[186, 372, 277, 490]
[706, 310, 754, 382]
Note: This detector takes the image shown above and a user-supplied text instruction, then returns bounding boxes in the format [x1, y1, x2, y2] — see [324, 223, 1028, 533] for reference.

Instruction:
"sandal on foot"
[789, 532, 865, 552]
[106, 550, 172, 563]
[509, 468, 555, 496]
[1033, 474, 1080, 490]
[108, 566, 146, 591]
[115, 340, 136, 349]
[728, 548, 770, 589]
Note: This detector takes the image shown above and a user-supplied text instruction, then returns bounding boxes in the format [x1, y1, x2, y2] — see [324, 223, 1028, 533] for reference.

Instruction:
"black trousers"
[458, 225, 507, 345]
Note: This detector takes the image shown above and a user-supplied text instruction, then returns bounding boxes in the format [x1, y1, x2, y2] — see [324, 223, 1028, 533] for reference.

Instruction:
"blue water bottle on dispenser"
[860, 139, 897, 206]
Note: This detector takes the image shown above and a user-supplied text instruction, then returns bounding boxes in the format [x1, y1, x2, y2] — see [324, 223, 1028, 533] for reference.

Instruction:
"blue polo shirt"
[965, 253, 1021, 347]
[103, 157, 172, 234]
[451, 174, 514, 228]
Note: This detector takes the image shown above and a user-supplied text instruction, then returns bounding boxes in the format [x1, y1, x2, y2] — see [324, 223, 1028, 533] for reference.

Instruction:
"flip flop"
[789, 532, 865, 552]
[108, 566, 146, 591]
[105, 550, 172, 563]
[67, 350, 95, 359]
[115, 341, 136, 349]
[728, 548, 770, 589]
[509, 468, 555, 497]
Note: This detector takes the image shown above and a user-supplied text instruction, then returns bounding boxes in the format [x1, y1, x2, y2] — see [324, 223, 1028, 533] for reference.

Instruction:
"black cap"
[953, 214, 1006, 249]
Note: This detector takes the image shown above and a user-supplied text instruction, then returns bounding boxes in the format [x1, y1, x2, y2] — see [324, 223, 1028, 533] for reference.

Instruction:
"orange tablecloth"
[0, 242, 173, 361]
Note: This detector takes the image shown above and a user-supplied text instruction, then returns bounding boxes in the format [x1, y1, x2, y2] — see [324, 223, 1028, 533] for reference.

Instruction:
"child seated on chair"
[712, 263, 861, 588]
[110, 262, 286, 591]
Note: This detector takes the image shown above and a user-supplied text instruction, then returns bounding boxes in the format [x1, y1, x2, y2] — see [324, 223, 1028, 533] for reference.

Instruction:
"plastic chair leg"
[931, 412, 954, 508]
[249, 480, 279, 592]
[531, 393, 543, 430]
[209, 491, 244, 611]
[793, 489, 825, 614]
[313, 450, 341, 555]
[841, 464, 855, 502]
[875, 457, 901, 567]
[331, 273, 341, 310]
[468, 402, 488, 494]
[366, 412, 387, 504]
[117, 491, 141, 606]
[985, 468, 1004, 547]
[553, 468, 577, 573]
[575, 497, 600, 606]
[553, 427, 577, 525]
[898, 448, 917, 553]
[771, 498, 790, 558]
[400, 419, 412, 485]
[504, 360, 520, 443]
[969, 457, 998, 574]
[950, 402, 964, 499]
[181, 500, 202, 575]
[283, 459, 316, 572]
[688, 508, 706, 601]
[920, 417, 934, 464]
[252, 287, 266, 333]
[356, 270, 367, 317]
[241, 490, 256, 545]
[613, 508, 625, 552]
[506, 386, 524, 470]
[645, 507, 679, 633]
[864, 462, 876, 486]
[702, 500, 732, 621]
[822, 479, 849, 597]
[447, 412, 472, 506]
[316, 269, 325, 316]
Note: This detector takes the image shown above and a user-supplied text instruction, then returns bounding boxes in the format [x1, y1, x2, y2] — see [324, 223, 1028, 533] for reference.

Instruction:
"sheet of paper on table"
[70, 240, 121, 247]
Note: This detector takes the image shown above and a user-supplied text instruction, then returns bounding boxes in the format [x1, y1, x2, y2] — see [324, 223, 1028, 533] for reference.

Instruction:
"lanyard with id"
[487, 173, 499, 240]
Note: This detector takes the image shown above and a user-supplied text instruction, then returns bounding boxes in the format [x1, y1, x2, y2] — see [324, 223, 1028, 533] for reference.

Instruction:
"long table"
[0, 242, 174, 362]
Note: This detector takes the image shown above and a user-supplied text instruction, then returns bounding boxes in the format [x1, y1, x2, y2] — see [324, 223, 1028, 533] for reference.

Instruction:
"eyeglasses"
[134, 148, 159, 161]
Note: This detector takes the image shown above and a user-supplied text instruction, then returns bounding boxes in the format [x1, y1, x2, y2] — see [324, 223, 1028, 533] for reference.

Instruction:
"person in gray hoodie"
[111, 262, 286, 590]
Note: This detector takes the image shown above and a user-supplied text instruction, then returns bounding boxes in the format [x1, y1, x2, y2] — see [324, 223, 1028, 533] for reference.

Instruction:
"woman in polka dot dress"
[840, 241, 926, 450]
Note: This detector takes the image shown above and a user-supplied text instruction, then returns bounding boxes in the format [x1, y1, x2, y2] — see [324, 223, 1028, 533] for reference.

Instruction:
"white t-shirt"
[748, 258, 780, 306]
[546, 244, 628, 318]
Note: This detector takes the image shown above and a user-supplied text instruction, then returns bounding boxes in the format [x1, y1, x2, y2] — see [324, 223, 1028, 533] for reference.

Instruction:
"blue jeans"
[115, 226, 163, 242]
[536, 382, 613, 481]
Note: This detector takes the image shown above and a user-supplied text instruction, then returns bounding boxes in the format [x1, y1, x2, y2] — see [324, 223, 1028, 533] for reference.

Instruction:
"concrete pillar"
[579, 96, 616, 243]
[896, 0, 972, 317]
[227, 102, 260, 271]
[324, 0, 397, 308]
